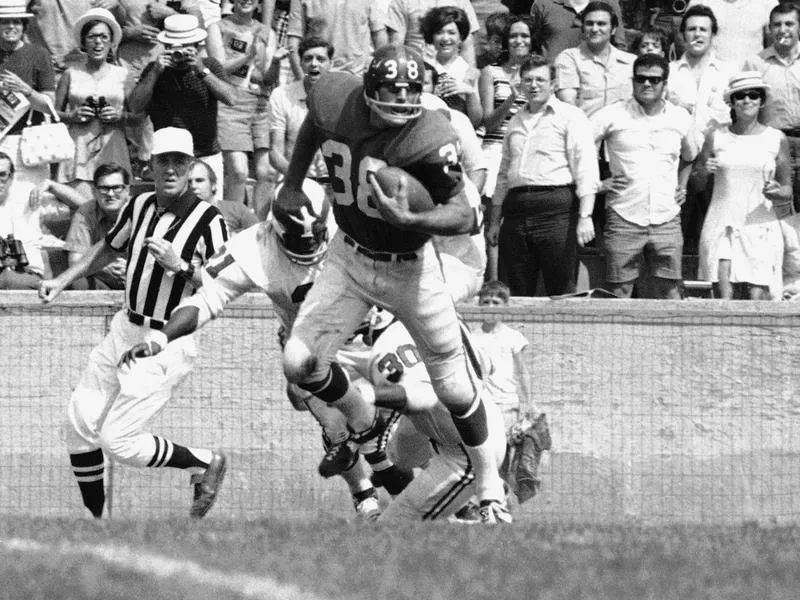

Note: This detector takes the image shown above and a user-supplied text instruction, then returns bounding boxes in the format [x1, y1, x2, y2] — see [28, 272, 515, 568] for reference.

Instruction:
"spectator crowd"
[3, 0, 800, 300]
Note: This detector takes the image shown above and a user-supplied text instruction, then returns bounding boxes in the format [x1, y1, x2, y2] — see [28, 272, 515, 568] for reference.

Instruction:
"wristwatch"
[579, 213, 593, 219]
[176, 260, 195, 282]
[198, 67, 211, 79]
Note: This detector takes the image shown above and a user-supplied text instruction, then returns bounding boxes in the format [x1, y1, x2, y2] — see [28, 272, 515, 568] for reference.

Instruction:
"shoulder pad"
[385, 108, 460, 167]
[307, 71, 367, 137]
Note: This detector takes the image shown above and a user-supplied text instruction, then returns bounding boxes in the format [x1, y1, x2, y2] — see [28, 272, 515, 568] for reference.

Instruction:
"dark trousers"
[498, 185, 578, 296]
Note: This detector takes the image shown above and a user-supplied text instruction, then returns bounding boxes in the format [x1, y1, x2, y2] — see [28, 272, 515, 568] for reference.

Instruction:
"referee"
[39, 128, 229, 519]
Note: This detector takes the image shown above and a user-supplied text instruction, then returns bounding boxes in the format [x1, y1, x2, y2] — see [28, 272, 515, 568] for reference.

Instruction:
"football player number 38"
[322, 140, 388, 219]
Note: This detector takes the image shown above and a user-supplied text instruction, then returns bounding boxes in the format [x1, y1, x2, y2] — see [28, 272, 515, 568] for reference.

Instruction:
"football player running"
[274, 44, 510, 523]
[118, 181, 407, 520]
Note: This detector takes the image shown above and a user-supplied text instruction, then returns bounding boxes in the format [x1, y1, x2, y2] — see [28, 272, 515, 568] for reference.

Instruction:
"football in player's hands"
[372, 166, 434, 213]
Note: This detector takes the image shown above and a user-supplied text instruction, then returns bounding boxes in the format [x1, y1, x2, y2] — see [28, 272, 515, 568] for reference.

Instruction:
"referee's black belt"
[782, 127, 800, 138]
[126, 308, 165, 330]
[309, 176, 331, 184]
[509, 184, 575, 194]
[343, 234, 418, 262]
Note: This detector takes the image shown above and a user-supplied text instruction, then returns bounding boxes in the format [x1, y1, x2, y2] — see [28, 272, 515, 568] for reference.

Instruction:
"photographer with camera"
[128, 14, 236, 200]
[54, 8, 133, 201]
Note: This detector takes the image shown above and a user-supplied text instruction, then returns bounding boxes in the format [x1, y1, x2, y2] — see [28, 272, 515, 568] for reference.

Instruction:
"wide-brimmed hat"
[0, 1, 33, 19]
[74, 8, 123, 51]
[152, 127, 195, 157]
[156, 14, 207, 47]
[724, 71, 771, 103]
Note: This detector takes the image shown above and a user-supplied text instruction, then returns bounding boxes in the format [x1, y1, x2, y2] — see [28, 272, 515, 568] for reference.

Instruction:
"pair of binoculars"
[84, 95, 108, 116]
[0, 234, 28, 272]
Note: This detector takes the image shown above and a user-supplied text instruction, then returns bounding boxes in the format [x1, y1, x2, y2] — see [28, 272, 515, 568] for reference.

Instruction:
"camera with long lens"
[0, 234, 29, 272]
[84, 95, 108, 117]
[672, 0, 688, 13]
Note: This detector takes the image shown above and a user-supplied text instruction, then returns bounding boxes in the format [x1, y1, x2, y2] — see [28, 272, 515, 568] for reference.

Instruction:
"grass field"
[1, 517, 799, 600]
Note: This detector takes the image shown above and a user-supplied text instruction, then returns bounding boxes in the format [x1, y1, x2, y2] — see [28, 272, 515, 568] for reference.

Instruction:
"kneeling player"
[347, 314, 508, 523]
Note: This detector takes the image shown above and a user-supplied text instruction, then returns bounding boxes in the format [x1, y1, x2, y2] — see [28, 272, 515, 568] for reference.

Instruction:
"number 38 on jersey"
[320, 141, 459, 221]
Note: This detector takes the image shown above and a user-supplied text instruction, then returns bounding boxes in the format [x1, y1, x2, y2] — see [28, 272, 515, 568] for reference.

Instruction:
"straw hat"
[0, 1, 33, 19]
[156, 14, 208, 47]
[724, 71, 771, 103]
[74, 8, 123, 50]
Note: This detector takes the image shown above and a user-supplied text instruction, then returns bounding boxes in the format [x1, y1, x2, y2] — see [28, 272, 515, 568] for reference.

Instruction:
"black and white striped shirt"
[105, 190, 228, 325]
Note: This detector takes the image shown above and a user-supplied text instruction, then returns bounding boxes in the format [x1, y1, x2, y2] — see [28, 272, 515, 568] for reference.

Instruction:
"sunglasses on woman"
[730, 89, 763, 102]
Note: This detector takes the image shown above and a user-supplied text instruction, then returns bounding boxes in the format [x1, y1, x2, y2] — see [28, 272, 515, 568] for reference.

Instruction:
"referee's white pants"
[63, 310, 198, 467]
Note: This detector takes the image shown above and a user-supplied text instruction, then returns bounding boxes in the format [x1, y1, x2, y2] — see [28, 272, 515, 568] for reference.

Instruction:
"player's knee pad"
[283, 336, 320, 383]
[297, 361, 349, 404]
[432, 373, 478, 414]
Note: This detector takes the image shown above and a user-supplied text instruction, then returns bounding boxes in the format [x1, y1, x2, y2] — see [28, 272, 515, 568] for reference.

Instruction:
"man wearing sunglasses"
[592, 53, 701, 299]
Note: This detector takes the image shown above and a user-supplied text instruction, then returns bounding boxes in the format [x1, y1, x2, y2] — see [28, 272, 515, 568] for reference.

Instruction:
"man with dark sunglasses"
[591, 52, 701, 299]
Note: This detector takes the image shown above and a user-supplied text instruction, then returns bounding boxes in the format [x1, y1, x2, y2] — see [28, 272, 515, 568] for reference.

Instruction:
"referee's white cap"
[152, 127, 195, 157]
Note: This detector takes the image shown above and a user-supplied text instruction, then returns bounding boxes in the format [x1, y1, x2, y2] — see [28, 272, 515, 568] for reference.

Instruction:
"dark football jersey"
[308, 71, 464, 253]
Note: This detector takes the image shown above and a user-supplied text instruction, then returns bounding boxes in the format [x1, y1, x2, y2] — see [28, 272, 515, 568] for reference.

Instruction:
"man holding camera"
[129, 14, 235, 197]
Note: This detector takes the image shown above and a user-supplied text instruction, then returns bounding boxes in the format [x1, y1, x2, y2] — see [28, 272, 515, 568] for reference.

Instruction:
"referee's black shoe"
[190, 451, 227, 519]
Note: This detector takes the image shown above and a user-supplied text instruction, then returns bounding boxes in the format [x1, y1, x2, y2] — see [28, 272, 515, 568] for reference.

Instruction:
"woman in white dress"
[698, 71, 793, 300]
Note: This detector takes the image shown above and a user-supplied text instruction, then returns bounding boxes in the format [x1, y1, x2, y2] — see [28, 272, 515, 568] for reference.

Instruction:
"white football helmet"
[269, 178, 332, 265]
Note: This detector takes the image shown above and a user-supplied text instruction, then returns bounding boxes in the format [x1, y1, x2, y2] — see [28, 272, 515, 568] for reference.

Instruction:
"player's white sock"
[452, 396, 505, 503]
[463, 442, 506, 503]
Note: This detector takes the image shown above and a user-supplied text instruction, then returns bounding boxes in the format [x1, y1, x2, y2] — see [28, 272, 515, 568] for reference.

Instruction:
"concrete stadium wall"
[2, 290, 799, 524]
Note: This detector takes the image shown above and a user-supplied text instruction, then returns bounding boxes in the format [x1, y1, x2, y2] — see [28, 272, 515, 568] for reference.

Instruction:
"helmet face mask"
[352, 306, 395, 346]
[364, 45, 425, 126]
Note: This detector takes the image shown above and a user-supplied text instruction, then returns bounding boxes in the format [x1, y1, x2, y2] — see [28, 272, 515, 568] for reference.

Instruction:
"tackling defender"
[347, 315, 506, 522]
[274, 44, 510, 523]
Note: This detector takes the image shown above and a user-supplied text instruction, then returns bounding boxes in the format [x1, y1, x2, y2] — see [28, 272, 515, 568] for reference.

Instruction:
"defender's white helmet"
[269, 179, 332, 265]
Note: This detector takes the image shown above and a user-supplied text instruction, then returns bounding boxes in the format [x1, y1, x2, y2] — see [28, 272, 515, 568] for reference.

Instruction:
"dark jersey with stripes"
[308, 71, 464, 253]
[105, 190, 228, 323]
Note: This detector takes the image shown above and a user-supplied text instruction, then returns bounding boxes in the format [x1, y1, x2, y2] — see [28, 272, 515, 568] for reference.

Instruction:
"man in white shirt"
[687, 0, 777, 69]
[744, 2, 800, 212]
[592, 53, 699, 299]
[668, 3, 735, 252]
[267, 36, 332, 194]
[488, 54, 599, 296]
[554, 1, 636, 117]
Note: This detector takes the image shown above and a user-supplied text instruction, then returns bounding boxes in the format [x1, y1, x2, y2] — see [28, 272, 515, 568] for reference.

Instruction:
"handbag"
[18, 96, 75, 168]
